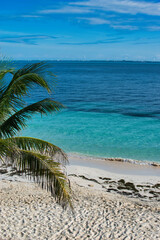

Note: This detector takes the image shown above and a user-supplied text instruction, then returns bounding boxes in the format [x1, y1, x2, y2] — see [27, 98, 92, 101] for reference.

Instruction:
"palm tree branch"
[0, 69, 14, 81]
[0, 69, 14, 99]
[0, 62, 56, 121]
[0, 99, 64, 138]
[0, 61, 72, 209]
[6, 137, 68, 164]
[0, 138, 19, 159]
[16, 150, 72, 208]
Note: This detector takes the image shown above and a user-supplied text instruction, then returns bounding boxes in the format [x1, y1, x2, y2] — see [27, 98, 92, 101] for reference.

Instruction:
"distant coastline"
[13, 60, 160, 63]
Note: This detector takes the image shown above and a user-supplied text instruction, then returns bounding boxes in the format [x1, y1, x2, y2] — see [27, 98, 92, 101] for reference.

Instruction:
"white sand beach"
[0, 153, 160, 240]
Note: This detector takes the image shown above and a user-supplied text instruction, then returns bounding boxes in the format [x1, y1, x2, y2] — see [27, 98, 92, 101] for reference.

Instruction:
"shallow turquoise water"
[21, 109, 160, 163]
[15, 61, 160, 163]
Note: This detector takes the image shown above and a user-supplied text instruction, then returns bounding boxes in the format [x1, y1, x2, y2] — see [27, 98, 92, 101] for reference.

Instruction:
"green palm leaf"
[0, 60, 72, 208]
[16, 150, 72, 208]
[0, 99, 63, 138]
[0, 62, 56, 121]
[7, 137, 68, 164]
[0, 138, 19, 158]
[0, 69, 14, 81]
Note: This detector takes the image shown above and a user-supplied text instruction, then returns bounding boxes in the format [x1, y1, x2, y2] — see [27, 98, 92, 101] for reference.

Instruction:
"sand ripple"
[0, 180, 159, 240]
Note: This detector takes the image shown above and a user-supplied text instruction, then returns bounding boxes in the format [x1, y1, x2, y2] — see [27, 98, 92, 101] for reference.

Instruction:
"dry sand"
[0, 153, 160, 240]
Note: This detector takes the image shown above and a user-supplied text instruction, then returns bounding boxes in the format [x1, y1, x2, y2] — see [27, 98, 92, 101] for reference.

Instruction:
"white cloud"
[21, 15, 42, 18]
[39, 6, 92, 14]
[0, 35, 57, 45]
[112, 25, 138, 30]
[36, 0, 159, 31]
[78, 17, 110, 25]
[71, 0, 160, 16]
[147, 26, 160, 31]
[78, 17, 138, 30]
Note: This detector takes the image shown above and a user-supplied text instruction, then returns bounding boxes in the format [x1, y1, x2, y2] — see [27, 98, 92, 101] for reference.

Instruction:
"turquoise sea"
[15, 61, 160, 163]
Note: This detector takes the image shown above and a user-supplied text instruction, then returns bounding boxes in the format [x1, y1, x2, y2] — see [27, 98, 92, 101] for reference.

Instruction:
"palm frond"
[0, 138, 19, 159]
[13, 62, 49, 78]
[16, 150, 72, 208]
[0, 57, 14, 88]
[0, 69, 14, 81]
[0, 62, 56, 121]
[11, 62, 55, 94]
[0, 61, 72, 209]
[0, 99, 64, 138]
[0, 67, 14, 97]
[7, 137, 67, 164]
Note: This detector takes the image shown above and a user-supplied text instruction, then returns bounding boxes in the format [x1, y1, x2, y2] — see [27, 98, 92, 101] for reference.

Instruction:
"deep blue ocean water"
[14, 61, 160, 163]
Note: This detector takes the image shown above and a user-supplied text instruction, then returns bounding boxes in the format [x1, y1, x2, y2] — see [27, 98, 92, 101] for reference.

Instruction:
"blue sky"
[0, 0, 160, 60]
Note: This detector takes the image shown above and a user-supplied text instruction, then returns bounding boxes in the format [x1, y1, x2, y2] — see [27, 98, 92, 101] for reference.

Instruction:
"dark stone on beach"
[149, 196, 154, 199]
[151, 163, 158, 167]
[118, 179, 125, 184]
[135, 192, 143, 198]
[106, 158, 124, 162]
[149, 190, 155, 194]
[68, 174, 77, 177]
[0, 169, 7, 174]
[137, 185, 144, 188]
[149, 190, 160, 197]
[99, 177, 111, 181]
[117, 181, 139, 192]
[125, 182, 139, 192]
[107, 188, 118, 192]
[117, 186, 127, 190]
[136, 184, 151, 188]
[68, 174, 100, 184]
[79, 175, 100, 184]
[102, 180, 116, 184]
[153, 183, 160, 188]
[121, 191, 132, 196]
[103, 180, 109, 184]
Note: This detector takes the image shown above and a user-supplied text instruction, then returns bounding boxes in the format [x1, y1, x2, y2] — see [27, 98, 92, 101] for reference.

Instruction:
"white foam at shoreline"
[67, 151, 160, 167]
[67, 152, 160, 184]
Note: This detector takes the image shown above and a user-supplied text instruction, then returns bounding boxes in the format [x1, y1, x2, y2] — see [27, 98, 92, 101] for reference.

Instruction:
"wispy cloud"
[112, 25, 138, 30]
[60, 35, 160, 46]
[60, 36, 125, 45]
[0, 35, 57, 45]
[71, 0, 160, 16]
[39, 6, 92, 14]
[78, 17, 138, 30]
[147, 26, 160, 31]
[78, 17, 110, 25]
[36, 0, 160, 31]
[20, 15, 42, 18]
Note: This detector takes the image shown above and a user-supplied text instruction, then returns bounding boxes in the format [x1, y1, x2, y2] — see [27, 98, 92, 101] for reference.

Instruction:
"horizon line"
[9, 59, 160, 63]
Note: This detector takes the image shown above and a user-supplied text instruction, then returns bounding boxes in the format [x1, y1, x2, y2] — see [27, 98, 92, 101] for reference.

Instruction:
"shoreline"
[0, 152, 160, 201]
[67, 152, 160, 178]
[67, 152, 160, 202]
[67, 151, 160, 167]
